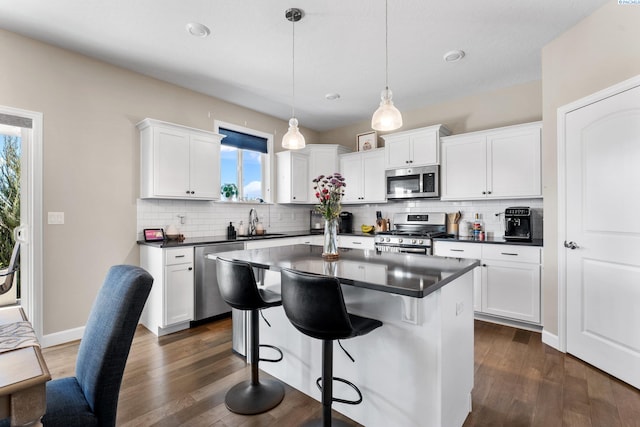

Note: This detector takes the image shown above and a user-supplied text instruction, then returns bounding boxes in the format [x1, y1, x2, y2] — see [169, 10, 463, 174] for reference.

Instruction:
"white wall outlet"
[48, 212, 65, 225]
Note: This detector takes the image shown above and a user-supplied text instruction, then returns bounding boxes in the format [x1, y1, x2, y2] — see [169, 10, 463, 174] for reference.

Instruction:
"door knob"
[564, 241, 579, 250]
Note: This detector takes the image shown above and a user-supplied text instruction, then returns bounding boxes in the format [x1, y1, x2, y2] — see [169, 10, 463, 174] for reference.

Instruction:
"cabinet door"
[340, 154, 363, 203]
[153, 127, 190, 198]
[441, 135, 486, 200]
[309, 147, 340, 199]
[481, 261, 541, 324]
[361, 150, 386, 203]
[487, 126, 541, 198]
[189, 134, 220, 199]
[291, 153, 309, 203]
[410, 130, 438, 166]
[164, 263, 194, 326]
[385, 137, 412, 168]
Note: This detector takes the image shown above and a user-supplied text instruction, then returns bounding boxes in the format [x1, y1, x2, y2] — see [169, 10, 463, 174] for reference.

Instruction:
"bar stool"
[216, 257, 285, 415]
[280, 268, 383, 427]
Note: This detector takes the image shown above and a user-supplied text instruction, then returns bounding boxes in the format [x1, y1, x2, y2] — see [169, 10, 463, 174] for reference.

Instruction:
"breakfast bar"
[209, 244, 479, 427]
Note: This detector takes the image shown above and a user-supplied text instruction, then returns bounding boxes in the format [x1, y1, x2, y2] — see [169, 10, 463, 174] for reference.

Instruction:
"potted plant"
[221, 183, 239, 201]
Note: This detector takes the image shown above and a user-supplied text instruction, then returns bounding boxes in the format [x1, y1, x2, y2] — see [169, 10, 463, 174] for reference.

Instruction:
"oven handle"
[376, 245, 429, 255]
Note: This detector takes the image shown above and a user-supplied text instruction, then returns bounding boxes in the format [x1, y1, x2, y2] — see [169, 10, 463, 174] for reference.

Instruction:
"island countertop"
[207, 244, 479, 298]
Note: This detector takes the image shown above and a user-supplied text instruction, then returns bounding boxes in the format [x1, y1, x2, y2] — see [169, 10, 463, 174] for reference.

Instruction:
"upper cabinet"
[339, 149, 386, 204]
[276, 150, 310, 204]
[277, 144, 350, 204]
[382, 124, 451, 168]
[440, 122, 542, 200]
[138, 118, 223, 200]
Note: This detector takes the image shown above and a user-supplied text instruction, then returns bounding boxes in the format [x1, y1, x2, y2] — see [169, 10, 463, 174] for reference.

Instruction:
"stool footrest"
[259, 344, 283, 363]
[315, 376, 363, 405]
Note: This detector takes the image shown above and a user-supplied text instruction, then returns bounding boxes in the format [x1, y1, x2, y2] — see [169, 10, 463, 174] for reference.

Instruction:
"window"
[215, 121, 273, 202]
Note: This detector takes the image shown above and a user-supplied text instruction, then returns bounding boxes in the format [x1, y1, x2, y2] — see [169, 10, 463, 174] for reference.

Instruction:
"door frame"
[556, 74, 640, 353]
[0, 105, 43, 340]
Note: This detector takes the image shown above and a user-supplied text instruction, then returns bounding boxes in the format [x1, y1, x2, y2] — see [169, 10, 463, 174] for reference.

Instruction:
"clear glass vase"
[323, 217, 340, 260]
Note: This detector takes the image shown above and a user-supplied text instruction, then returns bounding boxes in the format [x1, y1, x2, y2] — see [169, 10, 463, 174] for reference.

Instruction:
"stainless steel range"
[374, 212, 448, 255]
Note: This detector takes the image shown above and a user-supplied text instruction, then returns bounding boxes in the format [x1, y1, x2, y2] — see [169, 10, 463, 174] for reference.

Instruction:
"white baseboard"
[541, 329, 561, 351]
[41, 326, 85, 348]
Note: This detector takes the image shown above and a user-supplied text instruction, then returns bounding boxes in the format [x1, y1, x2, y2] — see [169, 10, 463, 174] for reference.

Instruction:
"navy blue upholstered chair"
[41, 265, 153, 427]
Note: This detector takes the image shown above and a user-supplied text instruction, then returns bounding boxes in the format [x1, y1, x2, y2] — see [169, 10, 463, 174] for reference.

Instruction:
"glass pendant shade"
[371, 87, 403, 131]
[282, 117, 306, 149]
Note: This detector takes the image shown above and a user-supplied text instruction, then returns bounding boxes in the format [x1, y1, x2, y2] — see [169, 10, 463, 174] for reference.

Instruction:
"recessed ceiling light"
[186, 22, 211, 38]
[443, 50, 465, 62]
[325, 93, 341, 100]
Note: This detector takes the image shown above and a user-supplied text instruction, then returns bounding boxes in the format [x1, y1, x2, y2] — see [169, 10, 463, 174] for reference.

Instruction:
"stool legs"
[301, 340, 353, 427]
[224, 309, 285, 415]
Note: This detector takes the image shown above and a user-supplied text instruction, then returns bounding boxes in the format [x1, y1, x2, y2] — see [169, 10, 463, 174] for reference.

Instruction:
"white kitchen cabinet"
[277, 144, 351, 204]
[433, 241, 541, 325]
[276, 151, 309, 203]
[140, 246, 195, 336]
[382, 124, 451, 168]
[307, 144, 351, 199]
[440, 122, 541, 200]
[138, 118, 223, 200]
[339, 149, 386, 204]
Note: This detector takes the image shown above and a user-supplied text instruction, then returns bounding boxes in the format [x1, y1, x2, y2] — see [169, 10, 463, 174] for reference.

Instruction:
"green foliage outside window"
[0, 135, 20, 294]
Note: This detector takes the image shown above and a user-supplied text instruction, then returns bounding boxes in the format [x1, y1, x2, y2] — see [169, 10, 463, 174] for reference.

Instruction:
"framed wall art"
[356, 131, 377, 152]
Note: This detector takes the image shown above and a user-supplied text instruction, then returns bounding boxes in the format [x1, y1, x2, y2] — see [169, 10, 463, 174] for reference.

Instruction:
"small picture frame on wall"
[144, 228, 165, 242]
[356, 131, 377, 152]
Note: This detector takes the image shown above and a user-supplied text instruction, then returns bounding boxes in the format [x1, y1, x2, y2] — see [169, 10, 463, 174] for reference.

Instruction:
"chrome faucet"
[249, 208, 259, 235]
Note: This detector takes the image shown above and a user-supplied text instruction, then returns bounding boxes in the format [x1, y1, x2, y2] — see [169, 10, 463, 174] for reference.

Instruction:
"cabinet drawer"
[481, 244, 540, 264]
[165, 247, 194, 265]
[433, 241, 481, 259]
[338, 236, 375, 250]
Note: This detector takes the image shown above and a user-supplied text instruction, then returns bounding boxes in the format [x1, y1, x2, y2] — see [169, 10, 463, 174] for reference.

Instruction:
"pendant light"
[282, 8, 306, 150]
[371, 0, 403, 131]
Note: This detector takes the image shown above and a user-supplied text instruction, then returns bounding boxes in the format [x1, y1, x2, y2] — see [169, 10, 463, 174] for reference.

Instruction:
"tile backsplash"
[137, 198, 543, 241]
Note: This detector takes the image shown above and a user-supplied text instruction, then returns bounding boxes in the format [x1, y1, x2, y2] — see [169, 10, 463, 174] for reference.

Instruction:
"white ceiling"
[0, 0, 607, 131]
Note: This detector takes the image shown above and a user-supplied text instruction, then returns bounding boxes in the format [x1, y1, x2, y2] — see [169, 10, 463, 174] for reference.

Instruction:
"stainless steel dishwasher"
[193, 242, 244, 321]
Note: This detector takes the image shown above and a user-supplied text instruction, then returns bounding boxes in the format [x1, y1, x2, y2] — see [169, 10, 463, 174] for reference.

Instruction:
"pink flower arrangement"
[312, 173, 346, 220]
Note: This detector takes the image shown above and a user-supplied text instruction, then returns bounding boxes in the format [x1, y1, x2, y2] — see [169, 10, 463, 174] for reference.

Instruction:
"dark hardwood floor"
[41, 318, 640, 427]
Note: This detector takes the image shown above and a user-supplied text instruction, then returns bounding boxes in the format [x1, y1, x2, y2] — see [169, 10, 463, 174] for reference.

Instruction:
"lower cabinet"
[338, 235, 376, 250]
[433, 241, 541, 325]
[140, 246, 195, 336]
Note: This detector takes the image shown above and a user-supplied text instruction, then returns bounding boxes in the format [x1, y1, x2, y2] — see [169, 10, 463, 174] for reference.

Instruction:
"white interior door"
[563, 82, 640, 389]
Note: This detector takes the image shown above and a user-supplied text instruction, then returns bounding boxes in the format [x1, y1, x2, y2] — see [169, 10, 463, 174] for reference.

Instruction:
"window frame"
[214, 120, 274, 203]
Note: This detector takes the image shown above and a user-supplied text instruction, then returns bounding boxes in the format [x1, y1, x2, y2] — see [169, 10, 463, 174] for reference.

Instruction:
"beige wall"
[540, 0, 640, 336]
[0, 29, 319, 335]
[319, 80, 542, 147]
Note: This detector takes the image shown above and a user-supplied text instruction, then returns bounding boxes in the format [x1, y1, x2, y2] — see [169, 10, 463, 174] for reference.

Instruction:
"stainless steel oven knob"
[411, 239, 417, 244]
[398, 238, 403, 243]
[385, 237, 390, 242]
[418, 240, 424, 244]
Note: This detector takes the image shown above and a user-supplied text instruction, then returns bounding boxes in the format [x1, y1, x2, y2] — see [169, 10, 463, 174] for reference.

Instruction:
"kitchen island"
[208, 245, 479, 427]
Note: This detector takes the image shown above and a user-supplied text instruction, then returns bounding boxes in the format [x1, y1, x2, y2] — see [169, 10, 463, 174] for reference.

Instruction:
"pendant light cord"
[385, 0, 389, 90]
[291, 13, 296, 118]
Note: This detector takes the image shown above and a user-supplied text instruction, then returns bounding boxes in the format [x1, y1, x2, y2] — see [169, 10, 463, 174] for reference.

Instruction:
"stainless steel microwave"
[385, 165, 440, 200]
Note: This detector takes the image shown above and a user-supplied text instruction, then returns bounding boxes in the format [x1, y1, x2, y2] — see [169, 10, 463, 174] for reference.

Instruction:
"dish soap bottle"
[237, 221, 245, 236]
[227, 222, 236, 239]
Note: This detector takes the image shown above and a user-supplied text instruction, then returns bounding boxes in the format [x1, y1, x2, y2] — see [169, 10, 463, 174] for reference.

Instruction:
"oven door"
[375, 244, 430, 256]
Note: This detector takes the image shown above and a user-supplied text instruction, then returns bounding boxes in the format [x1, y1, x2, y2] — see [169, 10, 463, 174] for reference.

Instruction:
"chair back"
[280, 268, 353, 340]
[75, 265, 153, 427]
[216, 257, 267, 310]
[0, 242, 20, 295]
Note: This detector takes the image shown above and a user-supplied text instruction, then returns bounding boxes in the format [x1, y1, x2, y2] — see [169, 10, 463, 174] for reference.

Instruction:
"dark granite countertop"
[207, 244, 479, 298]
[433, 236, 543, 247]
[137, 230, 376, 248]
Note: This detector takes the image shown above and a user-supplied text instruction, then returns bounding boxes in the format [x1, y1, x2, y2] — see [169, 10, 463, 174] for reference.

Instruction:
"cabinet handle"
[185, 190, 190, 194]
[482, 264, 487, 267]
[293, 196, 296, 200]
[450, 249, 464, 252]
[487, 191, 492, 194]
[174, 255, 185, 258]
[191, 191, 195, 194]
[482, 191, 486, 195]
[500, 252, 519, 256]
[188, 267, 193, 271]
[352, 241, 362, 245]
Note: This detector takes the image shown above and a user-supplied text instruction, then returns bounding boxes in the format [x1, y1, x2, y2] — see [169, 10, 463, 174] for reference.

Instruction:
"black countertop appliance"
[339, 211, 353, 233]
[504, 207, 532, 241]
